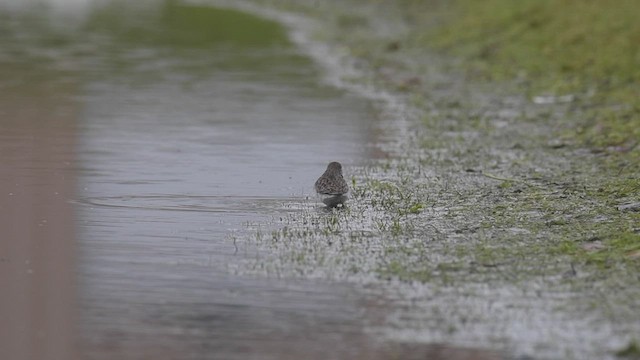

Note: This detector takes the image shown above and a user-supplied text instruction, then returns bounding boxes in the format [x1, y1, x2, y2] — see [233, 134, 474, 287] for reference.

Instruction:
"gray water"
[0, 1, 384, 359]
[74, 3, 379, 359]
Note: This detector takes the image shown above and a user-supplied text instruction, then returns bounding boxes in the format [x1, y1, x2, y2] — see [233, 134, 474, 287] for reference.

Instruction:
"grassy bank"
[414, 0, 640, 267]
[421, 0, 640, 150]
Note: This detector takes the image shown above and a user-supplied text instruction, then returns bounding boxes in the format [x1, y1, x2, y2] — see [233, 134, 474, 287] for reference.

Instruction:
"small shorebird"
[315, 162, 349, 207]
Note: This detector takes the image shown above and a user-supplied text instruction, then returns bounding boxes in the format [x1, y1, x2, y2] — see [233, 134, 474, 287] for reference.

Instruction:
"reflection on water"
[74, 194, 310, 213]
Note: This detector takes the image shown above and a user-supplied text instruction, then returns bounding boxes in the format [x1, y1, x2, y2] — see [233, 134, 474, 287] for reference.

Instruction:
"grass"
[616, 340, 640, 358]
[381, 0, 640, 271]
[423, 0, 640, 150]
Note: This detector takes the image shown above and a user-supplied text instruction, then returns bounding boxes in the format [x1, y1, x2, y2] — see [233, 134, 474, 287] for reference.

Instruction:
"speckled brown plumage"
[315, 161, 349, 196]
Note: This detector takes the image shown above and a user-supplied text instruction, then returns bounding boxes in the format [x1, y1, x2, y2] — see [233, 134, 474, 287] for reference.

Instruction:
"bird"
[315, 161, 349, 198]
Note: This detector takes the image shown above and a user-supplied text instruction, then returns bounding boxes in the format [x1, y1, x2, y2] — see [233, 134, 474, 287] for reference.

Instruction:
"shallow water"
[74, 4, 382, 359]
[0, 1, 382, 359]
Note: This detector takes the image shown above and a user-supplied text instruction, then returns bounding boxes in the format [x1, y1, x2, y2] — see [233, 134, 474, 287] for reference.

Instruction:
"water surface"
[74, 2, 377, 359]
[0, 1, 380, 359]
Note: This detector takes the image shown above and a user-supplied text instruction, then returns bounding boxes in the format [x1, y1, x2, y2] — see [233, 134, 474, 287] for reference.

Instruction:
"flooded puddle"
[1, 1, 380, 359]
[69, 2, 378, 359]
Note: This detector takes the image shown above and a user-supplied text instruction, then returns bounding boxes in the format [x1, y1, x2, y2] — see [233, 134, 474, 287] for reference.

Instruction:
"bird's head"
[327, 162, 342, 173]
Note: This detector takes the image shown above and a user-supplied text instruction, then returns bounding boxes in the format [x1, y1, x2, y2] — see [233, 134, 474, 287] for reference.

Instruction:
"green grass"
[616, 340, 640, 358]
[419, 0, 640, 149]
[388, 0, 640, 272]
[582, 232, 640, 266]
[85, 0, 290, 48]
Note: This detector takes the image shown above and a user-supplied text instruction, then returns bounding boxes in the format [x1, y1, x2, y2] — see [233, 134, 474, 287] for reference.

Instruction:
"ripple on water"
[72, 194, 319, 213]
